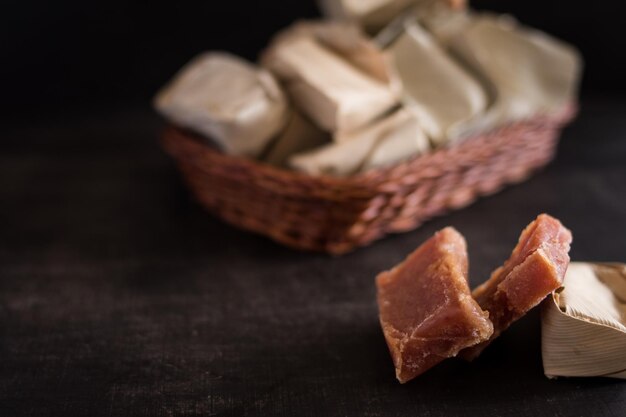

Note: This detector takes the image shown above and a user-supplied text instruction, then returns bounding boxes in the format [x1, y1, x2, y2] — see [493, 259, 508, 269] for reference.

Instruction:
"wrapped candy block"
[156, 2, 584, 254]
[319, 0, 466, 33]
[461, 214, 572, 360]
[448, 14, 582, 131]
[388, 20, 487, 146]
[262, 22, 399, 133]
[415, 1, 472, 44]
[154, 52, 288, 157]
[542, 263, 626, 379]
[319, 0, 415, 33]
[360, 108, 429, 171]
[262, 110, 330, 168]
[376, 228, 493, 383]
[289, 107, 429, 176]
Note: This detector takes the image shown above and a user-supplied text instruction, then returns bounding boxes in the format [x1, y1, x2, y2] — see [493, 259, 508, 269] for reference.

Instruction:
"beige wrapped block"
[360, 108, 429, 170]
[388, 21, 487, 146]
[415, 2, 472, 43]
[291, 22, 399, 87]
[449, 15, 582, 131]
[154, 52, 288, 157]
[262, 22, 399, 133]
[262, 110, 330, 167]
[542, 262, 626, 379]
[319, 0, 466, 33]
[375, 1, 469, 47]
[319, 0, 415, 33]
[289, 107, 429, 176]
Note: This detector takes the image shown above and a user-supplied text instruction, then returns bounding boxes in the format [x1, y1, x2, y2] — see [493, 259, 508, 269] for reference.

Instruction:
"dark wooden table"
[1, 98, 625, 416]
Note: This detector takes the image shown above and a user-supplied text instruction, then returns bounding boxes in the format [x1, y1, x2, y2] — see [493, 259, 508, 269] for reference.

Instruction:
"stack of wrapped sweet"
[155, 0, 581, 177]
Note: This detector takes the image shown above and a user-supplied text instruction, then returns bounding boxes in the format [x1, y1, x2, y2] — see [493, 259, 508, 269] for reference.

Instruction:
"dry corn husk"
[154, 52, 288, 157]
[541, 262, 626, 379]
[261, 21, 399, 133]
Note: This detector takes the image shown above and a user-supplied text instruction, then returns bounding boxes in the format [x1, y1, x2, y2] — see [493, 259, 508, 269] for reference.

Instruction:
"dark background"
[2, 1, 626, 416]
[2, 0, 626, 120]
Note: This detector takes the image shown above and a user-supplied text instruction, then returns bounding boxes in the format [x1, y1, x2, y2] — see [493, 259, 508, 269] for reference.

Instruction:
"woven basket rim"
[162, 104, 577, 188]
[161, 103, 577, 254]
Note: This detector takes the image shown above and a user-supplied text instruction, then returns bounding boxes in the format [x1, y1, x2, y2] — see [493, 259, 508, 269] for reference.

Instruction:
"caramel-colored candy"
[462, 214, 572, 360]
[376, 228, 493, 383]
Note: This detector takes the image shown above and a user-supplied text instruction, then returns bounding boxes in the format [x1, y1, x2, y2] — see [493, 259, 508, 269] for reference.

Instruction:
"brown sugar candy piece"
[376, 228, 494, 383]
[461, 214, 572, 360]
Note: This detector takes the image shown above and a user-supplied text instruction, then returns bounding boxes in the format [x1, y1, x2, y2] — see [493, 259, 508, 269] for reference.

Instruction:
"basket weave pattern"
[162, 107, 575, 254]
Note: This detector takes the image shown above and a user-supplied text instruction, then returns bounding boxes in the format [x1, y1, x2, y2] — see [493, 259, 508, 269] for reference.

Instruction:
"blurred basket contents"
[156, 0, 582, 254]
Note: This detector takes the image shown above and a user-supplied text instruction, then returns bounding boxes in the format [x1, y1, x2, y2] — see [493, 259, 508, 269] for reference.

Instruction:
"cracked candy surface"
[462, 214, 572, 360]
[376, 227, 493, 383]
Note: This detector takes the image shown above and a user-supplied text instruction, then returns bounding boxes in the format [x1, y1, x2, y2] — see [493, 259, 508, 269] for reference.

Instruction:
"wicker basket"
[162, 105, 576, 255]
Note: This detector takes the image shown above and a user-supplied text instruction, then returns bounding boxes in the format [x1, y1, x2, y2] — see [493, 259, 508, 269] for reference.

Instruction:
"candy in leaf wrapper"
[154, 52, 288, 157]
[319, 0, 466, 33]
[263, 110, 330, 168]
[319, 0, 416, 33]
[415, 1, 472, 43]
[360, 108, 429, 171]
[387, 20, 487, 146]
[541, 262, 626, 379]
[448, 14, 582, 132]
[262, 21, 400, 133]
[289, 107, 429, 176]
